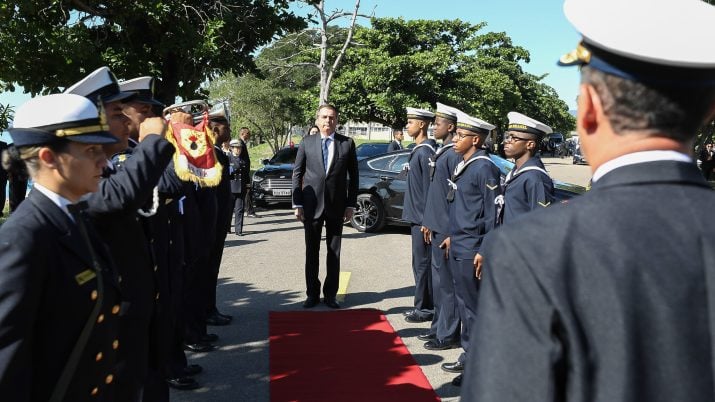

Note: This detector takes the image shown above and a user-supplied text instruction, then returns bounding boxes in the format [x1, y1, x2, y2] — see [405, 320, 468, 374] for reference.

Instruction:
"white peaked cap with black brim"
[65, 66, 135, 104]
[406, 107, 435, 121]
[507, 112, 552, 138]
[456, 112, 495, 135]
[118, 76, 164, 107]
[435, 103, 459, 122]
[558, 0, 715, 86]
[8, 94, 119, 147]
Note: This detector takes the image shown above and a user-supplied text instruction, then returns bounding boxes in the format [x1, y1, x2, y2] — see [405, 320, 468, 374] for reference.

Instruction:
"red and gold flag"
[165, 112, 223, 187]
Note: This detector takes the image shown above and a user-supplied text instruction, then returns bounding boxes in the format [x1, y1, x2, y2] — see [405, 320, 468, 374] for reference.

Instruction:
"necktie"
[322, 137, 330, 171]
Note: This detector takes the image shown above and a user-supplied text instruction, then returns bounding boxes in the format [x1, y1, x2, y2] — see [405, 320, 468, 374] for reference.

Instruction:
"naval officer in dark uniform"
[66, 67, 175, 402]
[440, 112, 500, 386]
[462, 0, 715, 400]
[0, 93, 122, 401]
[402, 107, 438, 324]
[420, 103, 462, 350]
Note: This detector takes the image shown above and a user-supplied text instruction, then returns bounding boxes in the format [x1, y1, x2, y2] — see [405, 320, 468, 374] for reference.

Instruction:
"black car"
[356, 142, 390, 161]
[350, 149, 587, 232]
[251, 146, 298, 207]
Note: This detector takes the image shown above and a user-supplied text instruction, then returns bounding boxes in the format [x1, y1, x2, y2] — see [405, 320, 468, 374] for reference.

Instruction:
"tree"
[0, 104, 13, 132]
[0, 1, 306, 103]
[208, 73, 302, 153]
[330, 18, 575, 133]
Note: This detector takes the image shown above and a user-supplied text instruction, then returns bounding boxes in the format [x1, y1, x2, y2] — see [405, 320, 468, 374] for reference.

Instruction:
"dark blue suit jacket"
[292, 133, 358, 220]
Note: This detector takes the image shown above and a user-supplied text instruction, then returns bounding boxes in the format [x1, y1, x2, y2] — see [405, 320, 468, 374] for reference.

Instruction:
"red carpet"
[270, 309, 440, 402]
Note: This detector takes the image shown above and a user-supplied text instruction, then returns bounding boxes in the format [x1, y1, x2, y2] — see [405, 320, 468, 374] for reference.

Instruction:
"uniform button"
[155, 292, 160, 300]
[105, 374, 114, 384]
[91, 387, 99, 396]
[135, 217, 139, 222]
[118, 275, 123, 283]
[113, 339, 119, 350]
[90, 290, 98, 301]
[169, 240, 173, 245]
[111, 305, 120, 315]
[95, 352, 103, 362]
[168, 219, 171, 224]
[153, 265, 158, 272]
[150, 238, 155, 244]
[97, 314, 105, 323]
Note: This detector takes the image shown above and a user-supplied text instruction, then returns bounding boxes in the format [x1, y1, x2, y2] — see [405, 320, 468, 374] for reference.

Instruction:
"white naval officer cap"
[507, 112, 552, 139]
[406, 107, 435, 121]
[435, 102, 459, 122]
[65, 66, 135, 104]
[229, 139, 240, 147]
[558, 0, 715, 85]
[456, 111, 495, 135]
[8, 94, 119, 147]
[118, 76, 164, 106]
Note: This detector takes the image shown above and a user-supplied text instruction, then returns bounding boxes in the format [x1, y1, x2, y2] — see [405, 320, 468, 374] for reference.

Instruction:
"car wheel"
[351, 193, 385, 233]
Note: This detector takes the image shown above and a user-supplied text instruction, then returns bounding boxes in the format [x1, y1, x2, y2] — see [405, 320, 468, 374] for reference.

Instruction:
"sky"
[0, 0, 581, 135]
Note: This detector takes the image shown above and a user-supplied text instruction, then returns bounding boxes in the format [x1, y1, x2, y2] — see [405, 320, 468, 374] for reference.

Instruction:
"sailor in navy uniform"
[462, 0, 715, 400]
[66, 67, 175, 401]
[440, 112, 500, 386]
[228, 139, 249, 235]
[420, 103, 462, 350]
[499, 112, 555, 224]
[0, 94, 122, 401]
[401, 107, 438, 324]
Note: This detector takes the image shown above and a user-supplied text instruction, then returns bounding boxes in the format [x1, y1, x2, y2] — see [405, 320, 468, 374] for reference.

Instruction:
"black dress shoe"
[441, 361, 465, 373]
[200, 333, 218, 343]
[402, 309, 416, 316]
[166, 376, 199, 390]
[247, 212, 259, 218]
[424, 339, 459, 351]
[182, 364, 203, 377]
[210, 310, 233, 321]
[452, 374, 463, 386]
[324, 298, 340, 309]
[183, 342, 215, 353]
[416, 333, 436, 341]
[206, 315, 230, 326]
[404, 311, 433, 323]
[303, 297, 319, 308]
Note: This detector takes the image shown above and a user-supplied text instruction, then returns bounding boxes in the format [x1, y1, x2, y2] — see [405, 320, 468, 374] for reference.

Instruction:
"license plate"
[273, 189, 291, 196]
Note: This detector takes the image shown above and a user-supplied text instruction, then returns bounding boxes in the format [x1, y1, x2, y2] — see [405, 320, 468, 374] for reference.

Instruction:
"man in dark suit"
[386, 129, 404, 152]
[238, 127, 258, 217]
[461, 0, 715, 400]
[228, 139, 249, 235]
[0, 139, 7, 215]
[292, 104, 358, 309]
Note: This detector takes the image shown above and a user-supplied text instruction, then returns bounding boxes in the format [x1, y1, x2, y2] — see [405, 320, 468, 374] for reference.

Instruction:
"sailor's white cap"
[229, 139, 240, 147]
[456, 112, 495, 134]
[507, 112, 552, 138]
[8, 94, 118, 147]
[435, 103, 458, 122]
[558, 0, 715, 85]
[65, 66, 134, 103]
[118, 76, 164, 106]
[406, 107, 435, 121]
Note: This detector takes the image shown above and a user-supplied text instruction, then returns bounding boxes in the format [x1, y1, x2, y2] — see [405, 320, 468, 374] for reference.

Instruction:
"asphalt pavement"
[170, 160, 593, 402]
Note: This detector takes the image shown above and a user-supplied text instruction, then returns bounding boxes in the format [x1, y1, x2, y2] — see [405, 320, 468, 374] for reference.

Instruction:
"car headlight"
[252, 173, 264, 183]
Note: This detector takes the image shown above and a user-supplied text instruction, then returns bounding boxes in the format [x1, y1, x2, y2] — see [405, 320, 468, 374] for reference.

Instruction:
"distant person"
[308, 125, 320, 137]
[7, 151, 28, 212]
[238, 127, 259, 218]
[292, 104, 358, 309]
[461, 0, 715, 400]
[229, 139, 249, 236]
[387, 129, 404, 152]
[0, 139, 7, 215]
[698, 142, 713, 180]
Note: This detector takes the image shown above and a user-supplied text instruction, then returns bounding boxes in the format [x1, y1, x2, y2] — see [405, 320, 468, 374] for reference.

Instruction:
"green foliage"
[208, 73, 303, 154]
[0, 104, 13, 132]
[0, 0, 306, 103]
[330, 18, 574, 133]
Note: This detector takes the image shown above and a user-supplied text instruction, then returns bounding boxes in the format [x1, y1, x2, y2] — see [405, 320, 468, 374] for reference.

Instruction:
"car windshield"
[270, 148, 298, 164]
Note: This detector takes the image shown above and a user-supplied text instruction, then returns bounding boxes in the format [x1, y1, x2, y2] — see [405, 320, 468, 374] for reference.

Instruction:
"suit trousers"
[0, 173, 6, 215]
[432, 232, 460, 343]
[411, 224, 434, 317]
[451, 256, 480, 363]
[233, 193, 245, 234]
[303, 213, 343, 299]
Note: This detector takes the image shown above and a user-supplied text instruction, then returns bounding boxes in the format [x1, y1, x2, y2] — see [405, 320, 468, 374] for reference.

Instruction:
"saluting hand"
[439, 237, 450, 259]
[474, 253, 484, 280]
[139, 117, 167, 142]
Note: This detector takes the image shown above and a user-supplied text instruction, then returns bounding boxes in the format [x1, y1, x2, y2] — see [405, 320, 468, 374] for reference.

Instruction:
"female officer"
[0, 94, 122, 401]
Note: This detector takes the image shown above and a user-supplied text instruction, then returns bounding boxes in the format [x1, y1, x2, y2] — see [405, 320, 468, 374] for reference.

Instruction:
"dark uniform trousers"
[411, 224, 434, 316]
[431, 231, 460, 342]
[206, 149, 233, 319]
[450, 256, 480, 362]
[0, 191, 122, 402]
[86, 136, 174, 402]
[461, 161, 715, 402]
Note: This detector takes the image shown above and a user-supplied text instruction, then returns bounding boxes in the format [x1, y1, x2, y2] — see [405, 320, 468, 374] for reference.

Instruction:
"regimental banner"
[165, 112, 223, 187]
